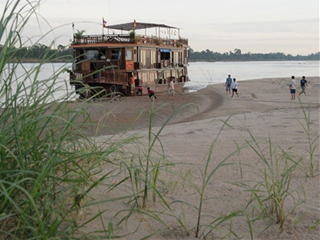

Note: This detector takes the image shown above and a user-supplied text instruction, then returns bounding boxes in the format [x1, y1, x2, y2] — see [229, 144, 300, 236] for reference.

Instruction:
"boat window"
[159, 48, 171, 61]
[111, 49, 121, 60]
[160, 52, 170, 60]
[126, 50, 133, 60]
[84, 50, 99, 60]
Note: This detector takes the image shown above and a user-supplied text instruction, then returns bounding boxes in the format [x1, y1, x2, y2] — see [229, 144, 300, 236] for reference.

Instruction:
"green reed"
[108, 101, 198, 238]
[296, 98, 319, 177]
[241, 133, 304, 232]
[0, 1, 133, 238]
[309, 218, 320, 231]
[123, 99, 196, 209]
[193, 117, 243, 238]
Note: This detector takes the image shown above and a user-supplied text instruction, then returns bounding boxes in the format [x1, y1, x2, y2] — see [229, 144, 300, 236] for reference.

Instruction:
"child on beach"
[299, 76, 308, 96]
[288, 76, 296, 100]
[231, 78, 239, 97]
[147, 87, 157, 101]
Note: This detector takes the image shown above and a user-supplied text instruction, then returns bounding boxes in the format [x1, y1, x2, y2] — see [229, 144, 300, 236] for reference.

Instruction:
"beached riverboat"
[69, 21, 189, 98]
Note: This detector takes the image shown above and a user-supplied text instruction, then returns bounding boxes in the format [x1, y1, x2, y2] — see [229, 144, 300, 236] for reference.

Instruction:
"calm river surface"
[2, 61, 319, 101]
[187, 60, 320, 91]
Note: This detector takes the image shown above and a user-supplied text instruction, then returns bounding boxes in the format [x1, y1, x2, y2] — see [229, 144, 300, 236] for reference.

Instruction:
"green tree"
[74, 29, 85, 37]
[234, 48, 242, 55]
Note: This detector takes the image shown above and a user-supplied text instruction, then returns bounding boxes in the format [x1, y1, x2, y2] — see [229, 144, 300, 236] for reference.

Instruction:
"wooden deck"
[73, 34, 188, 47]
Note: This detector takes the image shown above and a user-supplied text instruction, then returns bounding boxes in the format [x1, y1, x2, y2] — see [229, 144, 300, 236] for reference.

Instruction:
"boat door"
[146, 49, 151, 68]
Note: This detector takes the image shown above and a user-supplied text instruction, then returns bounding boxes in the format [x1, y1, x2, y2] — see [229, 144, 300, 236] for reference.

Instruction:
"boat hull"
[71, 76, 187, 99]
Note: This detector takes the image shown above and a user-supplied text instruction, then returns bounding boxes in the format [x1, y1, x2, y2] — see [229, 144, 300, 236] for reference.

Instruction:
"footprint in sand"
[251, 93, 258, 99]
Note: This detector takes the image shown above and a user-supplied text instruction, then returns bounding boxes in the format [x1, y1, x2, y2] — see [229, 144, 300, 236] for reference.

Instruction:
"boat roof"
[105, 22, 179, 31]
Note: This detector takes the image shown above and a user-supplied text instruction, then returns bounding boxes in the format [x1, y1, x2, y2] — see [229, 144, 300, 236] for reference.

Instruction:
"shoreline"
[9, 59, 319, 64]
[73, 76, 319, 136]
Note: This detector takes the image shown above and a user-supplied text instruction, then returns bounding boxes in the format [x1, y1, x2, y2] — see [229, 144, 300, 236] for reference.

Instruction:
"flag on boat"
[103, 18, 107, 28]
[133, 19, 137, 28]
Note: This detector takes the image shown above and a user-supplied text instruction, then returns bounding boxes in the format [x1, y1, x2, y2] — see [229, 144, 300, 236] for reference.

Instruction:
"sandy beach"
[76, 77, 319, 239]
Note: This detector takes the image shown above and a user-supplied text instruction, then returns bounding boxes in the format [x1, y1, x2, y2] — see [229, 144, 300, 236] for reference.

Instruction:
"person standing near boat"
[130, 75, 135, 94]
[168, 78, 175, 99]
[231, 78, 239, 97]
[225, 75, 232, 94]
[299, 76, 308, 96]
[147, 87, 157, 101]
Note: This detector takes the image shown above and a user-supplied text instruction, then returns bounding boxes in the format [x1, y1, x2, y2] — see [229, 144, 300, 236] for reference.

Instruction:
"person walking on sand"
[225, 74, 232, 94]
[147, 87, 157, 101]
[231, 78, 239, 97]
[299, 76, 308, 96]
[168, 78, 175, 99]
[288, 76, 296, 100]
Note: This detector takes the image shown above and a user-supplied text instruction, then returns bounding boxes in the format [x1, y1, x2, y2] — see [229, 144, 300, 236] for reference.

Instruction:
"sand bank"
[81, 77, 319, 239]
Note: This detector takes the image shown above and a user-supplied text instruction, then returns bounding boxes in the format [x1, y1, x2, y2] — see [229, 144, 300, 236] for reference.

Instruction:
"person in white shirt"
[168, 78, 175, 99]
[231, 78, 239, 97]
[289, 76, 296, 100]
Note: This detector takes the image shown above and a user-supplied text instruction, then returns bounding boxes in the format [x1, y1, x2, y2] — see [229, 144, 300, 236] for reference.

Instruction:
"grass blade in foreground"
[0, 1, 135, 239]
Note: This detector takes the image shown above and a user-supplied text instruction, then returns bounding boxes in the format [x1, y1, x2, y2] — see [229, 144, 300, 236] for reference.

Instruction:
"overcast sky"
[2, 0, 319, 55]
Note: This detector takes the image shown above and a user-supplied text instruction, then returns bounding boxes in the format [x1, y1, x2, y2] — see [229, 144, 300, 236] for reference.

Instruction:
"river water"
[187, 60, 320, 92]
[1, 61, 319, 101]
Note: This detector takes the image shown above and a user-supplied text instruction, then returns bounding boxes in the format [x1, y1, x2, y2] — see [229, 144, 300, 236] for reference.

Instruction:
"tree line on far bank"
[1, 43, 73, 62]
[189, 48, 320, 62]
[1, 43, 319, 62]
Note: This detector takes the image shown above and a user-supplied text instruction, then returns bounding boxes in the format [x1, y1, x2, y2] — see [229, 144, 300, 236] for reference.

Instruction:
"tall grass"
[0, 1, 132, 238]
[240, 133, 305, 232]
[118, 116, 246, 238]
[193, 117, 242, 238]
[296, 98, 319, 177]
[142, 100, 196, 208]
[117, 99, 197, 209]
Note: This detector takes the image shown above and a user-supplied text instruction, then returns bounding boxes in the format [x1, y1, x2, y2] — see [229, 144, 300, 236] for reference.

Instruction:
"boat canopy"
[105, 22, 179, 31]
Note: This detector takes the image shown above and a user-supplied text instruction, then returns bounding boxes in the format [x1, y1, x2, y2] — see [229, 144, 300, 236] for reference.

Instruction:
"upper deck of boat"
[72, 35, 188, 48]
[71, 21, 188, 48]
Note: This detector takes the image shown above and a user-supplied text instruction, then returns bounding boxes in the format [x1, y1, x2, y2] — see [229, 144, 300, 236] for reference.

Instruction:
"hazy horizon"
[1, 0, 319, 55]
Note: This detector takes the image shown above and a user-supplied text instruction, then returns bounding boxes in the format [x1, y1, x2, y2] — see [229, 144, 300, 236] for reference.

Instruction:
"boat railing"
[73, 35, 132, 44]
[73, 34, 188, 46]
[80, 70, 128, 85]
[70, 70, 128, 86]
[137, 35, 188, 46]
